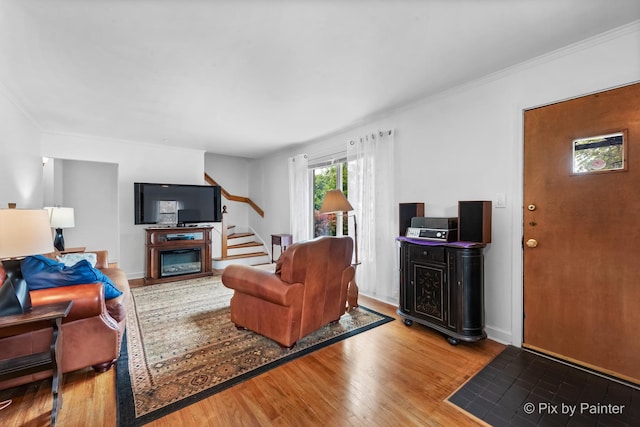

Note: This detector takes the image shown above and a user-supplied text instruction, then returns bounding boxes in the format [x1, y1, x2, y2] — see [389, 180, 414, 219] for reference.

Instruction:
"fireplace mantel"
[145, 227, 213, 285]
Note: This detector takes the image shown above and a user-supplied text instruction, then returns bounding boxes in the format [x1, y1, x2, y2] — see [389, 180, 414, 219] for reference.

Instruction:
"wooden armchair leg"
[347, 280, 359, 312]
[92, 359, 117, 373]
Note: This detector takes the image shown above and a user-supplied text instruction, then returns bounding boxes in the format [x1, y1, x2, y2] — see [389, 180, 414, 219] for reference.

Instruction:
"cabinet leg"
[446, 336, 460, 346]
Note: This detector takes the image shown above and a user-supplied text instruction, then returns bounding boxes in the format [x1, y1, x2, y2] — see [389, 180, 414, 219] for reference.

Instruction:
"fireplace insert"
[159, 248, 202, 278]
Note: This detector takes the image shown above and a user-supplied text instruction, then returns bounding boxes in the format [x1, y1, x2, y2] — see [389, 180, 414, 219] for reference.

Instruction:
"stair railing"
[221, 205, 228, 259]
[204, 173, 264, 217]
[205, 173, 264, 260]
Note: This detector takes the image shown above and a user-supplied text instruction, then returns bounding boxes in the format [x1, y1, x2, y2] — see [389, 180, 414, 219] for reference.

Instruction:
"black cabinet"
[397, 238, 486, 344]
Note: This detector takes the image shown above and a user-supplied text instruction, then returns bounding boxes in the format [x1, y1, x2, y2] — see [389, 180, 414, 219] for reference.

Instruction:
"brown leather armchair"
[0, 250, 129, 390]
[222, 236, 355, 348]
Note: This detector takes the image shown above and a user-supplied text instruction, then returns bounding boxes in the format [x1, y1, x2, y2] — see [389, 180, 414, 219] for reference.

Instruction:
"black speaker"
[398, 203, 425, 236]
[458, 201, 492, 244]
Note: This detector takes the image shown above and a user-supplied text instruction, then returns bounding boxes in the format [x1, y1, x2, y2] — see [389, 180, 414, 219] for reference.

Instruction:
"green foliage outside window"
[313, 163, 349, 237]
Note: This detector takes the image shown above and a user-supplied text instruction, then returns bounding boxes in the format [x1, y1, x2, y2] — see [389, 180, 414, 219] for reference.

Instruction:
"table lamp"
[0, 209, 54, 316]
[319, 189, 358, 264]
[45, 206, 75, 252]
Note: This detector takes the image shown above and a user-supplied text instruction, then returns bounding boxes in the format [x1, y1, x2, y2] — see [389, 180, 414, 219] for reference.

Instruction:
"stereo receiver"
[406, 217, 458, 242]
[406, 227, 457, 242]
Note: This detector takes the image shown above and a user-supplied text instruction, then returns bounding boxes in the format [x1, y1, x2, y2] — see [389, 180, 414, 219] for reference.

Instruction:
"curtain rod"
[350, 129, 394, 145]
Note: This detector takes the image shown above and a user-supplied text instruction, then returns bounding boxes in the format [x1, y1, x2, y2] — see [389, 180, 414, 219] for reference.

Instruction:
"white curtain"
[347, 130, 397, 303]
[287, 154, 311, 243]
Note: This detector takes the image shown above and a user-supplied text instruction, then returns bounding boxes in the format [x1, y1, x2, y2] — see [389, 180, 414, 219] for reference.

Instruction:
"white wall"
[59, 159, 119, 256]
[0, 85, 42, 208]
[205, 153, 251, 226]
[205, 153, 252, 257]
[42, 158, 64, 207]
[249, 22, 640, 345]
[42, 158, 118, 256]
[41, 132, 205, 277]
[247, 150, 293, 248]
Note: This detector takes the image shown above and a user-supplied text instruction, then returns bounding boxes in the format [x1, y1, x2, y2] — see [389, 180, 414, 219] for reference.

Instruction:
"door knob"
[526, 238, 538, 248]
[527, 204, 536, 211]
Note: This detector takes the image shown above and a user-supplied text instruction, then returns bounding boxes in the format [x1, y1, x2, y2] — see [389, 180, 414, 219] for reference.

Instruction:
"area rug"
[448, 346, 639, 426]
[116, 276, 393, 426]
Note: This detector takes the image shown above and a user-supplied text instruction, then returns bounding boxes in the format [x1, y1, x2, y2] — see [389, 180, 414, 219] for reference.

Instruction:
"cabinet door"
[446, 249, 458, 331]
[408, 245, 449, 328]
[453, 248, 485, 337]
[398, 243, 412, 313]
[410, 259, 448, 327]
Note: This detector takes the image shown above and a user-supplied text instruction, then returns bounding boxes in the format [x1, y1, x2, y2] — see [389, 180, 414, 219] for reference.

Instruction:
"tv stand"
[145, 227, 213, 285]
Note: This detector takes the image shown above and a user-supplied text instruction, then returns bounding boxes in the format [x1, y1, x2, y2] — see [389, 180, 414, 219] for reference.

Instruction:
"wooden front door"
[523, 82, 640, 384]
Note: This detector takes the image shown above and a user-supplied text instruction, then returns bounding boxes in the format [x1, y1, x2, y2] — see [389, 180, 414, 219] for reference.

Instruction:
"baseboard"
[485, 325, 512, 345]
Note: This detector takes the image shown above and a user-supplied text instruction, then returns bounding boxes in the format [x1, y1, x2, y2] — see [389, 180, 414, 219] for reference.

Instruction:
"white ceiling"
[1, 1, 639, 158]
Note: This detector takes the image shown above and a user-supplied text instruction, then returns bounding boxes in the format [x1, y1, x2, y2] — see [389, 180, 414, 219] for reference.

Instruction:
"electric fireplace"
[159, 248, 202, 278]
[145, 227, 213, 285]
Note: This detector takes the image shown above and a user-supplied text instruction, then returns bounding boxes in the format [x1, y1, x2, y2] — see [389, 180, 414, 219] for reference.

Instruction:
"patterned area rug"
[116, 276, 393, 426]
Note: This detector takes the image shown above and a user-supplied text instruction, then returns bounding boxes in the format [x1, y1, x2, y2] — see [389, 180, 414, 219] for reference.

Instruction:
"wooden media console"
[145, 227, 213, 285]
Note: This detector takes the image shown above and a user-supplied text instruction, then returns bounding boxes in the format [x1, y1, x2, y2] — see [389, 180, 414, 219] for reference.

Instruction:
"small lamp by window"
[319, 189, 359, 264]
[0, 209, 54, 315]
[319, 189, 360, 310]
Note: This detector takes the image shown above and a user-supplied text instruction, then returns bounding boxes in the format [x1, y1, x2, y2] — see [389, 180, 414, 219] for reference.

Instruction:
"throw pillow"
[21, 255, 123, 300]
[57, 253, 97, 267]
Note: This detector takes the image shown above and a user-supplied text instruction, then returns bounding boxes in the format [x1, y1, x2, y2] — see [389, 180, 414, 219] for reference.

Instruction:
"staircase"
[212, 225, 271, 270]
[204, 173, 272, 271]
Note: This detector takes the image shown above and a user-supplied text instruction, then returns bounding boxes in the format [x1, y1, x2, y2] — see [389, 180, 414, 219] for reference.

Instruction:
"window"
[312, 161, 349, 237]
[572, 131, 627, 174]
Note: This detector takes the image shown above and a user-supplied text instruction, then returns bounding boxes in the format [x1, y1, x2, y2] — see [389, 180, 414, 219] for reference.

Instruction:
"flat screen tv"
[134, 182, 222, 225]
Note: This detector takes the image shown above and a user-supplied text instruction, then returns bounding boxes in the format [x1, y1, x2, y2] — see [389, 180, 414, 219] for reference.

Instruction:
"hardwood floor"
[0, 294, 504, 426]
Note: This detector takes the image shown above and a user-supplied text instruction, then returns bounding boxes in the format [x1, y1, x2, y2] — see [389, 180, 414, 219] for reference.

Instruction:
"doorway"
[523, 82, 640, 384]
[43, 158, 119, 257]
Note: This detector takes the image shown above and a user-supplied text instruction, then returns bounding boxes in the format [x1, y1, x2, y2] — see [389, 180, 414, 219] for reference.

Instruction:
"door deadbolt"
[526, 239, 538, 248]
[527, 204, 536, 211]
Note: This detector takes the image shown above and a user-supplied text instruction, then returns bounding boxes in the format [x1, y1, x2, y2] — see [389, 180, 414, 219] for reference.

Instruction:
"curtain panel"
[347, 130, 397, 303]
[287, 154, 311, 243]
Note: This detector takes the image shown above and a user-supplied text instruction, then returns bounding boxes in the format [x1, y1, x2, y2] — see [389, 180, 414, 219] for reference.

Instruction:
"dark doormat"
[448, 346, 639, 426]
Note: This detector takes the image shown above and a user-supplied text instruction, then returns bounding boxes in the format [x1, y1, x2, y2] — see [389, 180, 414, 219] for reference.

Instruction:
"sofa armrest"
[222, 265, 304, 306]
[85, 250, 109, 269]
[98, 267, 128, 322]
[30, 283, 105, 322]
[41, 249, 110, 269]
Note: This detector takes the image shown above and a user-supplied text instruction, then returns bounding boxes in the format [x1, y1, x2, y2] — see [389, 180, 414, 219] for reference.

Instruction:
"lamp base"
[53, 228, 65, 252]
[0, 259, 32, 316]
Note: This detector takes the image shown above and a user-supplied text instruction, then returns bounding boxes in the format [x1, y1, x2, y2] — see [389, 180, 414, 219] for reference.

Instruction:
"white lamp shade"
[0, 209, 55, 259]
[319, 190, 353, 214]
[45, 206, 75, 228]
